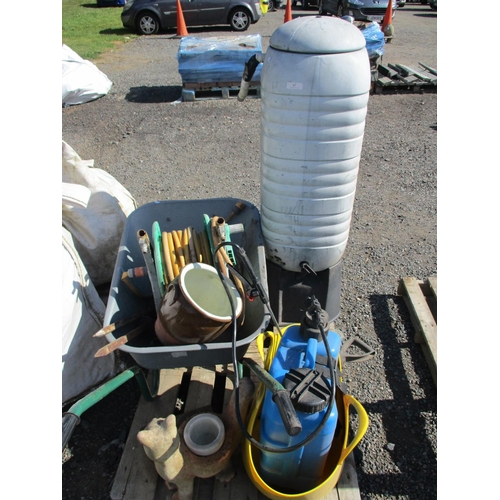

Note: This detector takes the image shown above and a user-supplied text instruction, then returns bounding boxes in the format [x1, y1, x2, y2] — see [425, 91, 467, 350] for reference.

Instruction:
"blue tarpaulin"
[177, 35, 263, 84]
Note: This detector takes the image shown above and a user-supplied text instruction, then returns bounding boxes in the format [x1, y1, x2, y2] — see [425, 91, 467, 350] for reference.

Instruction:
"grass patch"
[62, 0, 137, 60]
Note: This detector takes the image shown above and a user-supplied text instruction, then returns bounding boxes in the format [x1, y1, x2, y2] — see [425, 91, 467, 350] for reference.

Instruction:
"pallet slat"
[335, 453, 362, 500]
[398, 277, 437, 384]
[427, 276, 437, 298]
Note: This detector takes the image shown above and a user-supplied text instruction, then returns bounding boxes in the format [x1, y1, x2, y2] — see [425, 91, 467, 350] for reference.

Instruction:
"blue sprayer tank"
[259, 300, 342, 492]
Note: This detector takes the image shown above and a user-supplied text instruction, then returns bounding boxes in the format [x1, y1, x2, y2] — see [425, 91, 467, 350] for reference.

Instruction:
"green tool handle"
[242, 358, 302, 437]
[152, 221, 166, 296]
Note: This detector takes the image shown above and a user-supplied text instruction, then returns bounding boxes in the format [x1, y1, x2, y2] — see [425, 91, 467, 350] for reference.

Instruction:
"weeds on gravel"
[62, 0, 137, 60]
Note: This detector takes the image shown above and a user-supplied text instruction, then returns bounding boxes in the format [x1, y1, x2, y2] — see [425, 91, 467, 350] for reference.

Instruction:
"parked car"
[397, 0, 405, 6]
[97, 0, 125, 5]
[318, 0, 397, 23]
[428, 0, 436, 10]
[267, 0, 283, 10]
[121, 0, 262, 35]
[292, 0, 319, 8]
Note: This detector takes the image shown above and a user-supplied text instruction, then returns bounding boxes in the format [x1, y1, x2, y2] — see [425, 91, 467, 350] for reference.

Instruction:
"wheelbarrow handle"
[62, 412, 80, 451]
[62, 367, 160, 452]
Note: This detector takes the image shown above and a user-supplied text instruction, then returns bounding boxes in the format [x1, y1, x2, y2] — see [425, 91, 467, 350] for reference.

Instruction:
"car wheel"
[268, 0, 275, 11]
[136, 12, 160, 35]
[303, 0, 309, 8]
[336, 2, 343, 17]
[229, 8, 251, 31]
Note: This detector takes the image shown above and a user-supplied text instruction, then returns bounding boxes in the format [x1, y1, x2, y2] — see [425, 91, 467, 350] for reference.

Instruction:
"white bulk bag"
[62, 44, 113, 106]
[62, 226, 118, 404]
[62, 141, 137, 286]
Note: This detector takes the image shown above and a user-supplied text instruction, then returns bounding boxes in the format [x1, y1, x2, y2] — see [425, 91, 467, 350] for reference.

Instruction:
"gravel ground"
[62, 5, 437, 500]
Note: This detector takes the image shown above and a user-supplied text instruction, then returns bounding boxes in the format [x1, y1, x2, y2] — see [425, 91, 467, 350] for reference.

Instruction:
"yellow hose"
[161, 231, 174, 284]
[167, 232, 180, 278]
[182, 228, 191, 264]
[158, 222, 233, 278]
[172, 230, 185, 270]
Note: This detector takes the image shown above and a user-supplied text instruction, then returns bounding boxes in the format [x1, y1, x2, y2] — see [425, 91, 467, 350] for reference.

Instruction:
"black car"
[121, 0, 263, 35]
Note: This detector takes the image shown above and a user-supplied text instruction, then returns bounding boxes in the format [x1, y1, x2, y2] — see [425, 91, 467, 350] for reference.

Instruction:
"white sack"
[62, 226, 118, 404]
[62, 141, 137, 286]
[62, 44, 113, 106]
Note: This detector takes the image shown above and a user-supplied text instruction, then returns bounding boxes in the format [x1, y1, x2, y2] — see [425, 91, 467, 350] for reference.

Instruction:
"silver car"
[121, 0, 262, 35]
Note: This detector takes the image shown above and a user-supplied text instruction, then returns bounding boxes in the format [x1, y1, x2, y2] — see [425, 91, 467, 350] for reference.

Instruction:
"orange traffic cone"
[175, 0, 189, 38]
[284, 0, 292, 23]
[381, 1, 394, 40]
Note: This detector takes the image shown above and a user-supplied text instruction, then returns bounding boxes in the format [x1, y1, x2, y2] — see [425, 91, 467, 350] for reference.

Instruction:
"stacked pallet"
[178, 35, 262, 101]
[372, 62, 437, 93]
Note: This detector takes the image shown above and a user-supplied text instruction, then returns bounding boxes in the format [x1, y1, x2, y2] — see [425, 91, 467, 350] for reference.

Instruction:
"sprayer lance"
[242, 358, 302, 437]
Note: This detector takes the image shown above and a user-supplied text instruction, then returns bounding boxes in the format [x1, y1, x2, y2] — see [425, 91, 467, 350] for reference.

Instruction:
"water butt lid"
[282, 368, 333, 414]
[269, 15, 366, 54]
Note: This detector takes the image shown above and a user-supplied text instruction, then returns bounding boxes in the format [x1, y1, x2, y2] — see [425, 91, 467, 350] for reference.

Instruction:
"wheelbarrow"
[63, 197, 272, 450]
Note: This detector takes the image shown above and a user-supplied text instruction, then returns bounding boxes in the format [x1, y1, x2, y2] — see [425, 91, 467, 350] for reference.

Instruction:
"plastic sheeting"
[360, 22, 385, 58]
[177, 35, 263, 84]
[62, 44, 113, 106]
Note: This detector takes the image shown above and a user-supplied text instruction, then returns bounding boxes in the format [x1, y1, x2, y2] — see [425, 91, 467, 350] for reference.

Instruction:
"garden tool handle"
[272, 390, 302, 437]
[339, 393, 369, 464]
[242, 358, 302, 436]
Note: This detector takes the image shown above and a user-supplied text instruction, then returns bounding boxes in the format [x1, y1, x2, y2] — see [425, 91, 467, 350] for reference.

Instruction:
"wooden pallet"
[111, 341, 361, 500]
[182, 81, 261, 101]
[398, 276, 437, 384]
[372, 62, 437, 94]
